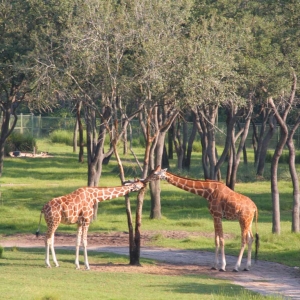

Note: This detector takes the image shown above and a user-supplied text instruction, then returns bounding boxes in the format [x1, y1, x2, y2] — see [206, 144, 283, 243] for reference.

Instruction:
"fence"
[5, 114, 300, 149]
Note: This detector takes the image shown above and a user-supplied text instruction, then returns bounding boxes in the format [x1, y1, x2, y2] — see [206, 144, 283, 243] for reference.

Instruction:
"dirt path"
[1, 232, 300, 299]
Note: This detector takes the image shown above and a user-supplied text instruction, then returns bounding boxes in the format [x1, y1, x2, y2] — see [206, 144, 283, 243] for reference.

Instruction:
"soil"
[1, 231, 300, 299]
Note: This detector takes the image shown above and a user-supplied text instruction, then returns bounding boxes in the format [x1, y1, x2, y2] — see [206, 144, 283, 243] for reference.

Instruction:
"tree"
[268, 73, 298, 234]
[130, 0, 189, 218]
[48, 0, 141, 186]
[184, 14, 252, 186]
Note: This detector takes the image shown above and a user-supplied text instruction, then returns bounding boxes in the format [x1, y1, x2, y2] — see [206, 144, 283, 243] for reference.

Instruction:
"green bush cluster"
[49, 130, 75, 146]
[5, 132, 37, 155]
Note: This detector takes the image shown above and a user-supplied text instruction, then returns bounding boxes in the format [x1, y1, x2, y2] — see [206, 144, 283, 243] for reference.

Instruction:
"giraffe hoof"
[232, 269, 239, 272]
[211, 267, 218, 271]
[219, 268, 226, 272]
[243, 268, 250, 271]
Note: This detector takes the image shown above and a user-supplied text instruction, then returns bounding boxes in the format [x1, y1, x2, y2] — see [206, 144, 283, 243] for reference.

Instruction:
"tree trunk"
[85, 106, 106, 186]
[150, 132, 165, 219]
[270, 165, 281, 234]
[268, 99, 289, 234]
[256, 115, 276, 176]
[0, 107, 18, 176]
[131, 188, 146, 265]
[161, 145, 169, 169]
[286, 118, 300, 232]
[75, 100, 84, 163]
[268, 73, 297, 234]
[73, 118, 78, 153]
[252, 105, 271, 165]
[168, 124, 174, 159]
[227, 108, 252, 190]
[185, 116, 197, 171]
[173, 117, 184, 170]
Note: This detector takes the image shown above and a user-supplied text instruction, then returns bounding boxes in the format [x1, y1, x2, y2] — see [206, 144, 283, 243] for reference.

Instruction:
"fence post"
[38, 114, 41, 137]
[31, 113, 34, 136]
[20, 113, 23, 134]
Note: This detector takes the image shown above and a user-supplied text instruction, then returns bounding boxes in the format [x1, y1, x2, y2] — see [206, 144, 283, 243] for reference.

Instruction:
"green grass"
[0, 248, 278, 300]
[0, 138, 298, 299]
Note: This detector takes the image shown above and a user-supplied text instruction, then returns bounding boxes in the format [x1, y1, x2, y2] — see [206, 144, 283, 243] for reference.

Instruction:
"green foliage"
[192, 141, 202, 153]
[0, 246, 4, 258]
[131, 136, 145, 148]
[5, 132, 37, 155]
[49, 129, 87, 146]
[49, 130, 75, 146]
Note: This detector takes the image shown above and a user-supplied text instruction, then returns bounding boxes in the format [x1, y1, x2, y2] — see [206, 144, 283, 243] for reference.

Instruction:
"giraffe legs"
[75, 226, 82, 269]
[212, 217, 226, 271]
[234, 231, 253, 272]
[45, 233, 59, 268]
[75, 224, 90, 270]
[82, 225, 90, 270]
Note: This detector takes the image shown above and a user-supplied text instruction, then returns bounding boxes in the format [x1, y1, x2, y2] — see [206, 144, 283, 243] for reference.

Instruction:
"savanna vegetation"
[0, 137, 298, 299]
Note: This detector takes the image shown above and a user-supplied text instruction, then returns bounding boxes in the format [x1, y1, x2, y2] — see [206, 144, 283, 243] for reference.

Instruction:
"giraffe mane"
[166, 170, 222, 183]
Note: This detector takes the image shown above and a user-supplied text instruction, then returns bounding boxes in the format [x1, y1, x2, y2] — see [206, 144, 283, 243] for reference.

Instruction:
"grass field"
[0, 137, 298, 299]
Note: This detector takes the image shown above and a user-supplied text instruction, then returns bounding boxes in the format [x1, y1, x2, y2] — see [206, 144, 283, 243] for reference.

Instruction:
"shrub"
[5, 132, 37, 155]
[49, 130, 74, 146]
[192, 141, 202, 153]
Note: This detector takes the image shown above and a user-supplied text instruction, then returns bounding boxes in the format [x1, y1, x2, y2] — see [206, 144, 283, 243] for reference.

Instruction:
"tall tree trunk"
[268, 98, 289, 234]
[287, 117, 300, 232]
[173, 117, 184, 170]
[227, 107, 252, 190]
[185, 116, 197, 171]
[150, 132, 165, 219]
[268, 73, 297, 234]
[73, 118, 78, 153]
[168, 124, 174, 159]
[0, 106, 19, 176]
[75, 100, 84, 163]
[256, 115, 277, 176]
[252, 105, 271, 165]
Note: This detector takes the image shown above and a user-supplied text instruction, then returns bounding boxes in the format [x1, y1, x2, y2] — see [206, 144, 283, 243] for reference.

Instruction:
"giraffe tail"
[254, 208, 259, 262]
[92, 202, 98, 222]
[35, 210, 43, 238]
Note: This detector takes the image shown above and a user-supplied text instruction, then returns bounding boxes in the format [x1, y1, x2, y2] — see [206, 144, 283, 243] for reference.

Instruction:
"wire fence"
[6, 113, 300, 149]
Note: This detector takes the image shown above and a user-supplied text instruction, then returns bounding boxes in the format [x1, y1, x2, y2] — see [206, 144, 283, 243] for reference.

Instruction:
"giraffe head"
[151, 165, 168, 181]
[138, 165, 168, 184]
[123, 179, 145, 191]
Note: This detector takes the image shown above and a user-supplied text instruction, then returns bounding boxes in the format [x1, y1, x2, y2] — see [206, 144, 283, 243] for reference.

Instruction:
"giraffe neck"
[84, 185, 134, 202]
[165, 172, 217, 199]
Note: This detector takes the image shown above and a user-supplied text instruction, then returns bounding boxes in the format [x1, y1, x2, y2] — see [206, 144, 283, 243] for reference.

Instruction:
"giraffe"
[36, 172, 156, 270]
[154, 167, 259, 272]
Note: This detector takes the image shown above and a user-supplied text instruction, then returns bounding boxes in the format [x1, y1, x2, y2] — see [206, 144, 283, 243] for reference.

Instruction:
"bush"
[192, 141, 202, 153]
[49, 130, 74, 146]
[5, 132, 37, 155]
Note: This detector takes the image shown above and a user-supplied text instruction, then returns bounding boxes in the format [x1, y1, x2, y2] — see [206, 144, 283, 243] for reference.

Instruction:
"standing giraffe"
[154, 167, 259, 272]
[36, 175, 154, 270]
